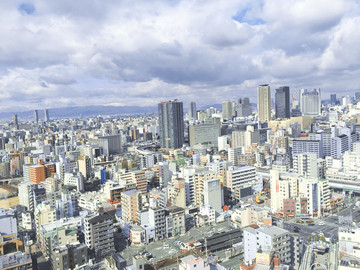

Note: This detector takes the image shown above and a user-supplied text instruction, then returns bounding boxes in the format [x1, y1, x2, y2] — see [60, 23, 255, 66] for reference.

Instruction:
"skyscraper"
[12, 114, 18, 127]
[158, 100, 184, 149]
[300, 89, 321, 116]
[330, 94, 337, 105]
[189, 101, 197, 120]
[275, 86, 290, 119]
[44, 109, 49, 122]
[34, 110, 38, 123]
[257, 84, 271, 122]
[222, 100, 233, 121]
[236, 97, 252, 117]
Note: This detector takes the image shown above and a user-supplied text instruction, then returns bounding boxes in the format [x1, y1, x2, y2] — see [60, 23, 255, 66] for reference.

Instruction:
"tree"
[314, 235, 318, 241]
[308, 236, 312, 242]
[320, 235, 326, 242]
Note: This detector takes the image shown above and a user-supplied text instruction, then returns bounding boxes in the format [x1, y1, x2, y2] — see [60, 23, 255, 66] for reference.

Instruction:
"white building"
[270, 170, 298, 213]
[0, 208, 17, 236]
[179, 255, 209, 270]
[224, 166, 257, 192]
[203, 178, 223, 213]
[293, 153, 318, 178]
[244, 226, 292, 264]
[300, 88, 321, 116]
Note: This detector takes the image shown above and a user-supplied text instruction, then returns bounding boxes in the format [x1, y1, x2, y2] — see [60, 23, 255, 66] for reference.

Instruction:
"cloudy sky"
[0, 0, 360, 112]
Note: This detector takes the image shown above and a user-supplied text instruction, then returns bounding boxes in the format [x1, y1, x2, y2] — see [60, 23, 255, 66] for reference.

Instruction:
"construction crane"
[292, 89, 299, 109]
[255, 191, 264, 204]
[270, 123, 279, 154]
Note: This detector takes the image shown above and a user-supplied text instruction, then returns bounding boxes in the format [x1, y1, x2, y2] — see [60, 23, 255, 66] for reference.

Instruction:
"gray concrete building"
[189, 123, 220, 147]
[158, 100, 184, 149]
[275, 86, 290, 119]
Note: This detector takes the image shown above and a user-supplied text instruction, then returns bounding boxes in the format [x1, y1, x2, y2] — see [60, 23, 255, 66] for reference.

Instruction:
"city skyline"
[0, 1, 359, 112]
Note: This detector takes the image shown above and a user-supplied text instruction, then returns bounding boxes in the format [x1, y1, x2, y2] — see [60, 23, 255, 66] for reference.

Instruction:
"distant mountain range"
[0, 102, 257, 121]
[0, 105, 158, 121]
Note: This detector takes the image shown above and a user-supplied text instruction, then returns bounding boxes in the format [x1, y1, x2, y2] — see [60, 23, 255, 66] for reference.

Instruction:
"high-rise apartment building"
[258, 84, 271, 122]
[84, 211, 115, 261]
[275, 86, 290, 119]
[158, 100, 184, 149]
[121, 189, 142, 223]
[300, 89, 321, 116]
[244, 226, 292, 264]
[51, 243, 88, 270]
[188, 101, 197, 120]
[293, 153, 318, 178]
[236, 97, 252, 117]
[34, 110, 38, 123]
[222, 100, 233, 121]
[30, 164, 46, 184]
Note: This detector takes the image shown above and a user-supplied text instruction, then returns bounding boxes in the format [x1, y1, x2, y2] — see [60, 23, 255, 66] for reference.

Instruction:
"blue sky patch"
[18, 3, 35, 15]
[232, 7, 265, 25]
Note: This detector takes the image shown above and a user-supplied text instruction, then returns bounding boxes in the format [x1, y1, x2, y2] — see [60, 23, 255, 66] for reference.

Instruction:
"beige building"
[168, 178, 186, 208]
[194, 171, 217, 208]
[35, 202, 57, 240]
[270, 170, 298, 213]
[268, 116, 314, 131]
[78, 155, 91, 180]
[258, 84, 271, 122]
[121, 189, 142, 223]
[231, 206, 272, 228]
[44, 176, 60, 193]
[119, 170, 147, 194]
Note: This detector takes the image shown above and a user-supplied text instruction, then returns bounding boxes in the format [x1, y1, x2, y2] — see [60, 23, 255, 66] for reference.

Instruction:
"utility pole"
[205, 237, 208, 262]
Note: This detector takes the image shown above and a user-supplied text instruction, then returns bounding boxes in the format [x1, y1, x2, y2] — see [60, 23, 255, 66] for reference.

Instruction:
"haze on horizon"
[0, 0, 359, 112]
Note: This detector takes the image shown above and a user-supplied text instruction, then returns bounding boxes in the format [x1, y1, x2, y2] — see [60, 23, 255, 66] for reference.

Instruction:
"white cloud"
[0, 0, 359, 111]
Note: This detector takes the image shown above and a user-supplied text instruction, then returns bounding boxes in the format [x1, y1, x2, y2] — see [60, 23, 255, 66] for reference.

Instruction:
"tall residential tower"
[258, 84, 271, 122]
[158, 100, 184, 149]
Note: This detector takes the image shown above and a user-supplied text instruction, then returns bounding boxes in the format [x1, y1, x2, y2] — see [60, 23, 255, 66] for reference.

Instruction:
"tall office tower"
[222, 100, 233, 121]
[158, 100, 184, 149]
[44, 109, 49, 122]
[300, 89, 321, 116]
[189, 101, 197, 120]
[13, 114, 18, 127]
[275, 86, 290, 119]
[257, 84, 271, 122]
[330, 94, 337, 105]
[34, 110, 38, 123]
[236, 97, 252, 117]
